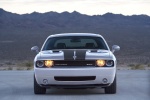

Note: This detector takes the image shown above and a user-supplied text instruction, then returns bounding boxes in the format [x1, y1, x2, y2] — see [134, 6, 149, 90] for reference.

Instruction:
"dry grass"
[17, 61, 33, 70]
[128, 64, 135, 67]
[25, 61, 33, 70]
[130, 64, 145, 70]
[16, 67, 24, 70]
[0, 60, 33, 71]
[7, 67, 13, 70]
[25, 61, 33, 67]
[26, 67, 33, 70]
[148, 64, 150, 67]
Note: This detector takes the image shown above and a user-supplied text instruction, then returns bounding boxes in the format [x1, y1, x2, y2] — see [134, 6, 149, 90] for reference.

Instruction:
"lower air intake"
[54, 76, 96, 81]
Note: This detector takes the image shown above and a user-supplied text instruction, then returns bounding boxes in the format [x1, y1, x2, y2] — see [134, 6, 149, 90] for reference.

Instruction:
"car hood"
[36, 49, 114, 60]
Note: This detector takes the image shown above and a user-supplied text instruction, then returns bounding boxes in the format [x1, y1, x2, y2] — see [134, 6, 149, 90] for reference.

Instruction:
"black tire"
[34, 75, 46, 94]
[105, 75, 116, 94]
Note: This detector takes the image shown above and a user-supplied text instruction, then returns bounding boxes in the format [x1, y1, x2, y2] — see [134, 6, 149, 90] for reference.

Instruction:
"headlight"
[45, 60, 53, 68]
[96, 60, 114, 67]
[96, 60, 105, 67]
[36, 61, 44, 68]
[106, 60, 114, 67]
[36, 60, 54, 68]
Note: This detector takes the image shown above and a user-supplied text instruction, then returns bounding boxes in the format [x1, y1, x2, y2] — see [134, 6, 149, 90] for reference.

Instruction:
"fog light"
[43, 79, 48, 84]
[103, 78, 108, 84]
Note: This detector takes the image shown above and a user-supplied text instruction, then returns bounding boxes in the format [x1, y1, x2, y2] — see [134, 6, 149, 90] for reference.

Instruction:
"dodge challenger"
[31, 33, 120, 94]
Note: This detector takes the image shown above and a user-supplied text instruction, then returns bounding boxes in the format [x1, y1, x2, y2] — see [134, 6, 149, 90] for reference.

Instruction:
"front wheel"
[34, 75, 46, 94]
[105, 75, 116, 94]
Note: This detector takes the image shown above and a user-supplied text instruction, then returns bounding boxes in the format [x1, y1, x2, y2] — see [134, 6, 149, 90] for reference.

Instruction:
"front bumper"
[40, 84, 110, 89]
[34, 67, 116, 88]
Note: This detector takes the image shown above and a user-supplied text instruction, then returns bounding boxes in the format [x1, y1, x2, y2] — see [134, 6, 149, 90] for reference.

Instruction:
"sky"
[0, 0, 150, 16]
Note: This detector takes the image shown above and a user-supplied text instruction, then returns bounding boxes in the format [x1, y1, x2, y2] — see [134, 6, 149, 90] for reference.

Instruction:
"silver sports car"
[31, 33, 120, 94]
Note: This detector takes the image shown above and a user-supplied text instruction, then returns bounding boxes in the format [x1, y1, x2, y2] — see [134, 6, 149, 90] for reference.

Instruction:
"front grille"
[53, 61, 95, 67]
[54, 76, 96, 81]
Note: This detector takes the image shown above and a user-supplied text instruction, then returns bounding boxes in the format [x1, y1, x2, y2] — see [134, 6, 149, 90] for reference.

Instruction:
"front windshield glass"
[42, 36, 108, 50]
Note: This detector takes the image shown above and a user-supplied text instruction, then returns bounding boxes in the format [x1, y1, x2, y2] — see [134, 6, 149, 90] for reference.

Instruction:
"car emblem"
[73, 51, 77, 60]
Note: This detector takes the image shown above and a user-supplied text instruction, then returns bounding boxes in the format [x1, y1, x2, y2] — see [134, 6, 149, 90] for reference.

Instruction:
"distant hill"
[0, 8, 150, 64]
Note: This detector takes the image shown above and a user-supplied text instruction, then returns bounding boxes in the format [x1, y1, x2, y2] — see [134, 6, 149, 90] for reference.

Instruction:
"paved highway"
[0, 70, 149, 100]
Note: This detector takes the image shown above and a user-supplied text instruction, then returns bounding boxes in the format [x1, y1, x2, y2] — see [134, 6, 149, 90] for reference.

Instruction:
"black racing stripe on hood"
[63, 50, 87, 61]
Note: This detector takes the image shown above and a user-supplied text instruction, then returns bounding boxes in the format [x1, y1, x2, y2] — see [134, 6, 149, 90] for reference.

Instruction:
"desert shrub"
[16, 67, 24, 70]
[128, 64, 135, 67]
[25, 61, 33, 70]
[18, 61, 33, 67]
[26, 67, 33, 70]
[8, 67, 13, 70]
[25, 61, 33, 67]
[16, 61, 33, 70]
[131, 64, 145, 70]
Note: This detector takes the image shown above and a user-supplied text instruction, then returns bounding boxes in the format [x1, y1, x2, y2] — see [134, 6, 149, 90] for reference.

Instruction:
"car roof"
[48, 33, 103, 38]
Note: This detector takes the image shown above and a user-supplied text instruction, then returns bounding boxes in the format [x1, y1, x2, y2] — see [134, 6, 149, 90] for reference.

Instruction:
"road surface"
[0, 70, 149, 100]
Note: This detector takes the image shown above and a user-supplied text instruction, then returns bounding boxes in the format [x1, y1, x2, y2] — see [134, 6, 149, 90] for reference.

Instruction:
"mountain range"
[0, 8, 150, 64]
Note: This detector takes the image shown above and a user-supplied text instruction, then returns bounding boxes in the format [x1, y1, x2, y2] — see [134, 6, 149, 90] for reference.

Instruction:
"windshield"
[42, 36, 108, 50]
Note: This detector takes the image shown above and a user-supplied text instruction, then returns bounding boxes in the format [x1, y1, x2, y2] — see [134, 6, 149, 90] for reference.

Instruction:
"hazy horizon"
[0, 0, 150, 16]
[1, 7, 150, 17]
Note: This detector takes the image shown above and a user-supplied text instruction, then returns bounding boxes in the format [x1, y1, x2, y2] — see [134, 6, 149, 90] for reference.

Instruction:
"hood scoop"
[39, 50, 64, 60]
[42, 50, 62, 54]
[87, 49, 108, 53]
[85, 49, 111, 60]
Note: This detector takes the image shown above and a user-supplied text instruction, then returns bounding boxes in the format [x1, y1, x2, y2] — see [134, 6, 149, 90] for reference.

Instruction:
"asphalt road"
[0, 70, 149, 100]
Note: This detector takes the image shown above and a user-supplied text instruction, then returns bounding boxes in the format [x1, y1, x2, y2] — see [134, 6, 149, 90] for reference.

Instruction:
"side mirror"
[112, 45, 120, 53]
[31, 46, 39, 53]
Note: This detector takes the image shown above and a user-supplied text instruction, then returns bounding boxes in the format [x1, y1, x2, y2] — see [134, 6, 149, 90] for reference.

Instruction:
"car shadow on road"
[46, 88, 105, 95]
